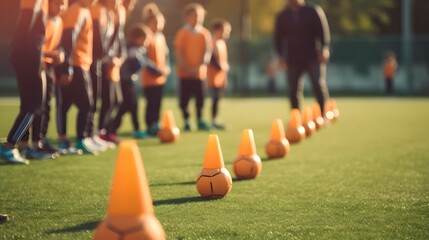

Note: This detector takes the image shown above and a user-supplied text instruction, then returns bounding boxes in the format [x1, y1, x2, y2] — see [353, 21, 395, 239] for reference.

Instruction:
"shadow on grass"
[150, 181, 195, 187]
[153, 196, 216, 206]
[261, 157, 284, 162]
[46, 220, 99, 234]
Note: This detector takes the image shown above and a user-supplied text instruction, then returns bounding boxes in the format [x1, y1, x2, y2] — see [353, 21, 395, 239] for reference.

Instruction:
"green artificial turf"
[0, 97, 428, 239]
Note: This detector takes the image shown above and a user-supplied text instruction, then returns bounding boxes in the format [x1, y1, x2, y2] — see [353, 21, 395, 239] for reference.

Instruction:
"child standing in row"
[207, 19, 231, 130]
[174, 3, 212, 131]
[142, 8, 170, 137]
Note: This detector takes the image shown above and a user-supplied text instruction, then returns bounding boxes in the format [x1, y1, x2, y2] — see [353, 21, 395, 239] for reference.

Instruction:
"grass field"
[0, 97, 428, 239]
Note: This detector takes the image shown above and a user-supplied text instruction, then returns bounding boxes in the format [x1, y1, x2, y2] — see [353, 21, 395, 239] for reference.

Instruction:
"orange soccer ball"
[265, 139, 290, 159]
[233, 155, 262, 179]
[196, 168, 232, 198]
[158, 127, 180, 143]
[93, 215, 165, 240]
[285, 126, 306, 144]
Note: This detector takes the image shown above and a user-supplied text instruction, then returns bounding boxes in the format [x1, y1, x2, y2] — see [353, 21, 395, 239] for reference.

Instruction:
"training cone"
[302, 107, 317, 137]
[285, 109, 306, 144]
[265, 119, 290, 159]
[234, 129, 262, 179]
[324, 101, 334, 125]
[328, 99, 340, 121]
[158, 110, 180, 143]
[312, 103, 325, 129]
[196, 135, 232, 198]
[93, 141, 165, 240]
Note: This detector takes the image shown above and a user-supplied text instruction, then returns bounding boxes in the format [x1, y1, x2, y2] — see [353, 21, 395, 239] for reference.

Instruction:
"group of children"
[0, 1, 232, 164]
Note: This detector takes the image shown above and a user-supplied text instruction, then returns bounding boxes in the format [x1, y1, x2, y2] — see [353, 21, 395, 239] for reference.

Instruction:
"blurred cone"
[312, 103, 325, 129]
[238, 129, 257, 156]
[270, 119, 285, 141]
[107, 141, 153, 216]
[203, 135, 225, 168]
[265, 119, 290, 159]
[285, 109, 306, 143]
[302, 107, 316, 136]
[324, 101, 334, 124]
[94, 140, 165, 240]
[161, 109, 176, 129]
[158, 110, 180, 143]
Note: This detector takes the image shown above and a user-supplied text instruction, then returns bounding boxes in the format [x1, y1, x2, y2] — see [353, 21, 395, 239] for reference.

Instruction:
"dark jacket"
[274, 4, 330, 65]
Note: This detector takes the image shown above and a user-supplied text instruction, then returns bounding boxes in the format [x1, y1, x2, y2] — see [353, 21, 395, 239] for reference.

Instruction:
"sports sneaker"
[90, 136, 108, 152]
[58, 140, 82, 155]
[198, 120, 211, 131]
[76, 139, 98, 155]
[37, 139, 60, 154]
[20, 147, 55, 160]
[147, 123, 160, 137]
[0, 146, 29, 165]
[92, 135, 115, 150]
[99, 133, 119, 144]
[184, 121, 192, 132]
[0, 214, 8, 224]
[133, 130, 148, 139]
[212, 122, 226, 130]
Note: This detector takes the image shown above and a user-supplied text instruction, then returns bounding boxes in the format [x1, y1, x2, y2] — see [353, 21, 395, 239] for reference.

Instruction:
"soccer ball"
[158, 127, 180, 143]
[233, 155, 262, 179]
[196, 168, 232, 198]
[93, 215, 165, 240]
[303, 121, 317, 137]
[285, 126, 306, 144]
[265, 139, 290, 159]
[314, 116, 325, 129]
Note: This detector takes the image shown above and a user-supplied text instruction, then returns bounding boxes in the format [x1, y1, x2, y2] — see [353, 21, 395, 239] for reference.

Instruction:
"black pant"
[87, 61, 102, 136]
[7, 60, 46, 145]
[32, 65, 54, 142]
[56, 67, 93, 140]
[179, 79, 205, 121]
[144, 85, 163, 129]
[112, 81, 140, 133]
[209, 87, 223, 121]
[286, 62, 329, 114]
[385, 78, 394, 95]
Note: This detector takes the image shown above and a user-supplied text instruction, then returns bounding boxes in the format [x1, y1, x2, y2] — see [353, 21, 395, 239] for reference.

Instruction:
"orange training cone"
[265, 119, 290, 159]
[302, 107, 316, 137]
[158, 110, 180, 143]
[234, 129, 262, 179]
[312, 103, 325, 129]
[94, 141, 165, 240]
[324, 101, 334, 125]
[196, 135, 232, 198]
[285, 109, 306, 144]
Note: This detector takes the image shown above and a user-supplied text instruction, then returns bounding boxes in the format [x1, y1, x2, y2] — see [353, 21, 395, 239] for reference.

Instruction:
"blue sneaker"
[184, 121, 192, 132]
[58, 140, 82, 155]
[76, 139, 98, 155]
[147, 123, 160, 137]
[133, 130, 148, 139]
[0, 214, 8, 224]
[0, 146, 29, 165]
[198, 120, 211, 131]
[20, 147, 55, 160]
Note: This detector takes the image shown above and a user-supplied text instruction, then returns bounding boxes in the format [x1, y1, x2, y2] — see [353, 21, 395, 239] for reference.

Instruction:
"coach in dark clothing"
[274, 0, 330, 114]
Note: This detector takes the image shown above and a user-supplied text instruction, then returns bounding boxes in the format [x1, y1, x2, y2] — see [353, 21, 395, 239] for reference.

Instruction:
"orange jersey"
[174, 25, 212, 80]
[61, 2, 93, 70]
[42, 16, 63, 64]
[207, 39, 229, 88]
[383, 59, 397, 79]
[141, 32, 169, 87]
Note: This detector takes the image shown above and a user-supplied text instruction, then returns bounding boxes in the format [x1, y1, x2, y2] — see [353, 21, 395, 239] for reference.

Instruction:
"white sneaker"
[93, 135, 115, 150]
[82, 138, 101, 154]
[90, 136, 108, 152]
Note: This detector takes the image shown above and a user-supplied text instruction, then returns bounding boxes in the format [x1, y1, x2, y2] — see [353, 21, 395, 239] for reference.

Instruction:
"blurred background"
[0, 0, 428, 95]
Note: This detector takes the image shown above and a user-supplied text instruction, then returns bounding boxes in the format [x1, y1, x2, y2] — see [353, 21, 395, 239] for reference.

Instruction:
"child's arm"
[126, 47, 163, 76]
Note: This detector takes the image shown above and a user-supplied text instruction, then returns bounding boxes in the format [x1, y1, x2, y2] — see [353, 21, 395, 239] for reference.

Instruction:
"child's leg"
[6, 61, 45, 147]
[72, 68, 93, 140]
[210, 87, 220, 122]
[179, 80, 193, 122]
[194, 79, 205, 121]
[55, 83, 73, 140]
[40, 70, 54, 141]
[144, 85, 163, 130]
[112, 82, 132, 134]
[88, 61, 101, 137]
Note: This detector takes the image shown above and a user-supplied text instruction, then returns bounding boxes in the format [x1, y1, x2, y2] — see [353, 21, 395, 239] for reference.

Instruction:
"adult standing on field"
[274, 0, 330, 114]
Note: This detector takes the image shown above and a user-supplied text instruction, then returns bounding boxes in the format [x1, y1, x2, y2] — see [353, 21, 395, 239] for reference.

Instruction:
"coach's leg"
[286, 65, 305, 110]
[308, 62, 329, 114]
